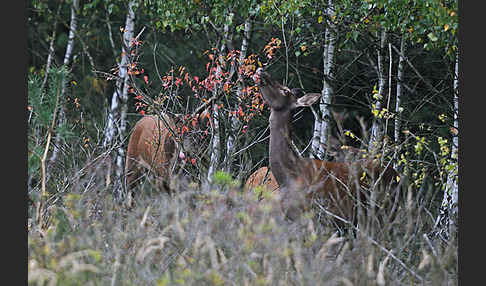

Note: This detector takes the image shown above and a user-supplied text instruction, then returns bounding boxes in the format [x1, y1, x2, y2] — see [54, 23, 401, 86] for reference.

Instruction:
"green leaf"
[427, 32, 438, 42]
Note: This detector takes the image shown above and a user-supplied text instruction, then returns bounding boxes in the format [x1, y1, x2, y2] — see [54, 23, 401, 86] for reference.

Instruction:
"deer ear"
[293, 93, 321, 108]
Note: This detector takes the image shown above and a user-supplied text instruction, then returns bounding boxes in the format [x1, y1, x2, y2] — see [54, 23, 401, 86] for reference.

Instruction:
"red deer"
[254, 69, 400, 226]
[125, 114, 195, 205]
[245, 166, 279, 196]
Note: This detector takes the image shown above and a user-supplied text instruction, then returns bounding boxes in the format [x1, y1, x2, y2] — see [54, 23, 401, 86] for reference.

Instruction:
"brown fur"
[125, 115, 177, 200]
[245, 166, 279, 193]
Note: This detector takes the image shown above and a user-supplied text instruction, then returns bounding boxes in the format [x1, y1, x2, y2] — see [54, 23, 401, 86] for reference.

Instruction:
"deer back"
[125, 115, 177, 193]
[245, 166, 279, 192]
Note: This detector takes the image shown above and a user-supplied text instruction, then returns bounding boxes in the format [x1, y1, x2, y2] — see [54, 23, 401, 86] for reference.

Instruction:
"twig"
[36, 79, 62, 227]
[391, 44, 439, 94]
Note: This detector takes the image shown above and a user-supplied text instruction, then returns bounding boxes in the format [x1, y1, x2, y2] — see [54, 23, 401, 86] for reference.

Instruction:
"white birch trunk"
[310, 116, 321, 158]
[207, 13, 232, 182]
[224, 15, 252, 173]
[436, 53, 459, 238]
[39, 5, 62, 101]
[366, 29, 387, 232]
[47, 0, 79, 171]
[102, 1, 136, 198]
[393, 37, 406, 169]
[394, 37, 406, 144]
[103, 1, 135, 149]
[115, 1, 136, 187]
[317, 0, 336, 160]
[207, 103, 221, 182]
[368, 29, 387, 154]
[448, 54, 459, 234]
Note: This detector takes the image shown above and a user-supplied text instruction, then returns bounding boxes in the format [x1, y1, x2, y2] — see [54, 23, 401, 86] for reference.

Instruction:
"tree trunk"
[436, 53, 458, 239]
[47, 0, 79, 177]
[39, 5, 62, 101]
[310, 111, 321, 158]
[224, 15, 253, 174]
[368, 29, 387, 154]
[394, 37, 406, 145]
[207, 11, 232, 182]
[366, 28, 387, 232]
[316, 0, 336, 160]
[394, 37, 406, 169]
[103, 0, 136, 199]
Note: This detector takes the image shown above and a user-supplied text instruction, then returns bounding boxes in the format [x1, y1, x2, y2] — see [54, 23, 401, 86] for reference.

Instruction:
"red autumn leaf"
[144, 75, 149, 85]
[223, 83, 231, 93]
[140, 110, 145, 115]
[191, 158, 196, 165]
[182, 125, 190, 134]
[175, 77, 183, 87]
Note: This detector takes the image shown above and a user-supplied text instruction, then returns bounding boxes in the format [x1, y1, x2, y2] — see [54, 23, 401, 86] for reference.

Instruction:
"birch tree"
[207, 9, 233, 183]
[317, 0, 337, 160]
[223, 13, 254, 175]
[446, 54, 459, 236]
[435, 53, 458, 239]
[394, 36, 406, 146]
[103, 0, 136, 199]
[47, 0, 79, 177]
[368, 28, 387, 155]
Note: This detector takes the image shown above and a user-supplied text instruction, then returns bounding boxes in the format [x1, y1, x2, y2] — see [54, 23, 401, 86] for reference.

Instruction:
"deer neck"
[268, 109, 303, 187]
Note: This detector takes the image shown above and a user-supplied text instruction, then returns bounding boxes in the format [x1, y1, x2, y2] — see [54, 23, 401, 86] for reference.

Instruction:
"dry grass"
[28, 164, 457, 286]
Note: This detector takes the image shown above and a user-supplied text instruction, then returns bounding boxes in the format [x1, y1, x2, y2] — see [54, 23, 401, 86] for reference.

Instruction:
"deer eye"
[280, 86, 292, 96]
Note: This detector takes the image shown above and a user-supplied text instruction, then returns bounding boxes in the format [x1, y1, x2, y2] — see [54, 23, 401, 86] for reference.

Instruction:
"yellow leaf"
[318, 16, 323, 24]
[444, 24, 450, 31]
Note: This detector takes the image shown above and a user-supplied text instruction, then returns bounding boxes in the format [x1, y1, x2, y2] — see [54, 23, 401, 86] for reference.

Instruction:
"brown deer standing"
[255, 69, 400, 227]
[125, 114, 191, 206]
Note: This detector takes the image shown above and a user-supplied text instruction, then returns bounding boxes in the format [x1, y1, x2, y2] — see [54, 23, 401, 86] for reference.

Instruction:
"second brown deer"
[255, 68, 400, 227]
[125, 114, 200, 206]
